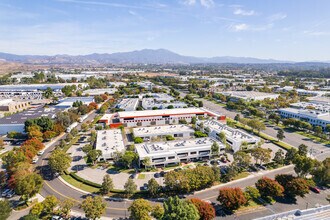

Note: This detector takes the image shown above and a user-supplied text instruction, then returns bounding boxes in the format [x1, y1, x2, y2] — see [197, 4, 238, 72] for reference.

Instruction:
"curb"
[58, 176, 91, 195]
[193, 164, 294, 195]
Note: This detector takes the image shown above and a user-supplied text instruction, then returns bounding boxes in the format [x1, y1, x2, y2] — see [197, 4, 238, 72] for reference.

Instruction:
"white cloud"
[231, 23, 249, 31]
[233, 8, 255, 16]
[182, 0, 196, 6]
[229, 23, 273, 32]
[200, 0, 214, 8]
[181, 0, 214, 8]
[268, 13, 287, 22]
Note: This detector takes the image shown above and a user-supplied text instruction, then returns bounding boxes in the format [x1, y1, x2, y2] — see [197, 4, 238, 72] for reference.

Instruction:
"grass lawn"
[296, 131, 330, 145]
[138, 174, 146, 179]
[233, 172, 250, 180]
[238, 200, 262, 212]
[61, 174, 99, 193]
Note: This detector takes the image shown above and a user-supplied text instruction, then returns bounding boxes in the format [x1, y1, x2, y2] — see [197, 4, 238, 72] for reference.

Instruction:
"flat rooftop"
[133, 125, 194, 137]
[0, 107, 61, 125]
[83, 88, 117, 95]
[95, 129, 125, 157]
[203, 120, 259, 142]
[0, 83, 87, 91]
[136, 137, 216, 158]
[221, 91, 279, 98]
[117, 107, 213, 118]
[117, 98, 139, 111]
[280, 108, 330, 121]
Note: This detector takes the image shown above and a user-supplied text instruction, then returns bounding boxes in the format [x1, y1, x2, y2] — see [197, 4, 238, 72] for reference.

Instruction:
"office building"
[95, 129, 125, 161]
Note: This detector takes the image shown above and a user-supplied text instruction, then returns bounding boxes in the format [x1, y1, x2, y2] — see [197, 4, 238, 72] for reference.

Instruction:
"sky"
[0, 0, 330, 61]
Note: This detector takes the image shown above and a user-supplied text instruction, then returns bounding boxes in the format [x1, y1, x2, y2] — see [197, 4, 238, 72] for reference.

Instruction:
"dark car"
[154, 173, 160, 178]
[160, 171, 166, 177]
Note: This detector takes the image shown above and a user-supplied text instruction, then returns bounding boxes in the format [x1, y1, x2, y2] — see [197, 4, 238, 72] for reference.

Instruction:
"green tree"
[251, 147, 272, 165]
[191, 116, 197, 125]
[87, 149, 102, 165]
[314, 126, 323, 137]
[163, 196, 200, 220]
[217, 187, 247, 210]
[100, 174, 114, 195]
[233, 150, 251, 169]
[298, 144, 308, 156]
[121, 151, 138, 168]
[142, 157, 151, 169]
[244, 186, 260, 202]
[65, 133, 73, 142]
[59, 199, 75, 218]
[80, 196, 106, 220]
[293, 155, 318, 177]
[218, 131, 226, 145]
[43, 87, 53, 99]
[312, 158, 330, 185]
[48, 149, 72, 174]
[134, 137, 143, 144]
[151, 204, 164, 220]
[211, 142, 219, 156]
[128, 199, 152, 220]
[15, 173, 43, 201]
[284, 148, 298, 164]
[277, 129, 285, 141]
[147, 178, 160, 197]
[42, 195, 59, 215]
[273, 149, 285, 165]
[30, 202, 44, 216]
[0, 200, 12, 220]
[124, 178, 137, 197]
[275, 174, 309, 198]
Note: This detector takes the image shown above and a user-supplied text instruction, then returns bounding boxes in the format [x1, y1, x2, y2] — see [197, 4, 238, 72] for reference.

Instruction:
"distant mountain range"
[0, 49, 325, 64]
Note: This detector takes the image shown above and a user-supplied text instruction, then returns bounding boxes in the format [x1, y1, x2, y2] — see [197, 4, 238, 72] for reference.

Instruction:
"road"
[16, 94, 328, 219]
[177, 88, 330, 161]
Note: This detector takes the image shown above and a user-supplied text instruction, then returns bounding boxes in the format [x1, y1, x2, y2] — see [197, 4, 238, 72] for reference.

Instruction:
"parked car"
[52, 215, 64, 220]
[1, 189, 11, 197]
[160, 171, 166, 177]
[37, 150, 45, 156]
[130, 173, 137, 179]
[310, 186, 321, 193]
[154, 173, 160, 178]
[6, 190, 15, 198]
[32, 157, 39, 164]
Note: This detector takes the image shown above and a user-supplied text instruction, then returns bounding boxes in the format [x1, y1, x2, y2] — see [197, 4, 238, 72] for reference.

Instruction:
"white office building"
[95, 129, 125, 161]
[141, 98, 187, 110]
[279, 108, 330, 130]
[200, 120, 260, 152]
[83, 88, 117, 95]
[135, 137, 221, 167]
[133, 125, 195, 140]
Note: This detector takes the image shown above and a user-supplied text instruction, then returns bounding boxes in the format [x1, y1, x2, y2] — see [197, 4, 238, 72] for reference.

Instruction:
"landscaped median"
[228, 118, 293, 151]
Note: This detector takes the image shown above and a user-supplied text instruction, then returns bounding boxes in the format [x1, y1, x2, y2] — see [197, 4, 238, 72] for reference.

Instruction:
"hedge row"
[234, 121, 292, 151]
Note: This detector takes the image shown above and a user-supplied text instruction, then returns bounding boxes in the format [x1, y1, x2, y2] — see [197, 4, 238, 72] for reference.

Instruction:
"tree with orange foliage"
[189, 198, 215, 220]
[89, 102, 98, 110]
[22, 139, 44, 151]
[43, 130, 57, 141]
[101, 94, 108, 101]
[217, 187, 247, 211]
[53, 123, 65, 135]
[255, 177, 284, 199]
[27, 125, 43, 142]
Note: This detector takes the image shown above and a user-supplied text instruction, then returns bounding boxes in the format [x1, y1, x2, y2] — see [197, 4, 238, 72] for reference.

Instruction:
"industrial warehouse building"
[0, 107, 61, 134]
[99, 107, 225, 128]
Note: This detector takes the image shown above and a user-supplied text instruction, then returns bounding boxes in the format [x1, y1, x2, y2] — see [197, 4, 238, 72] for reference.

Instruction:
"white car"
[32, 157, 39, 164]
[37, 150, 45, 156]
